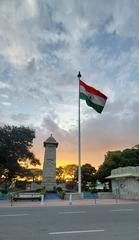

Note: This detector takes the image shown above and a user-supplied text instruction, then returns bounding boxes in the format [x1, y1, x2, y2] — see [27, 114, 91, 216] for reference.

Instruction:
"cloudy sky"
[0, 0, 139, 169]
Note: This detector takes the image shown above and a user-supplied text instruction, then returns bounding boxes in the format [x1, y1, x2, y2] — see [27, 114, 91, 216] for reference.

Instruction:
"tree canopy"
[56, 163, 96, 190]
[0, 125, 40, 185]
[56, 166, 64, 183]
[56, 164, 77, 183]
[81, 163, 96, 188]
[97, 147, 139, 182]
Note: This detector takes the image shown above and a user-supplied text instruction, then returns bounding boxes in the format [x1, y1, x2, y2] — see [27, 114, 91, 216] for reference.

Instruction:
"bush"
[58, 191, 65, 200]
[40, 186, 46, 194]
[56, 186, 63, 193]
[91, 188, 98, 193]
[1, 189, 8, 194]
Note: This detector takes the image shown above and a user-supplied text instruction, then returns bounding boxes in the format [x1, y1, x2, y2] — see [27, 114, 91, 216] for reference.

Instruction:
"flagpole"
[77, 71, 82, 193]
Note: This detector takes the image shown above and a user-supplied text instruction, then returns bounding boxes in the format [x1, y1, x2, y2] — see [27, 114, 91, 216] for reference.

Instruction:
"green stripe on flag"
[80, 92, 104, 113]
[80, 92, 87, 101]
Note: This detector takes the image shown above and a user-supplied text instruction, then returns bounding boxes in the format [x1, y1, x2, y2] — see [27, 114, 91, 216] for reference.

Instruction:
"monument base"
[41, 181, 56, 191]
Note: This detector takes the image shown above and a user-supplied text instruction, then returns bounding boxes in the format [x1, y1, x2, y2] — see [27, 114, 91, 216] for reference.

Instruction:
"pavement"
[0, 200, 139, 240]
[0, 198, 139, 208]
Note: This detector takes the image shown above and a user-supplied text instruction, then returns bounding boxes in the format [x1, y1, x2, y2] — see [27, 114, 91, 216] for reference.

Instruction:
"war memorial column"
[42, 134, 58, 191]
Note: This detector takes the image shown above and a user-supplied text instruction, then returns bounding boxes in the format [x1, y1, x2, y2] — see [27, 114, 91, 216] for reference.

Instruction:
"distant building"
[106, 166, 139, 200]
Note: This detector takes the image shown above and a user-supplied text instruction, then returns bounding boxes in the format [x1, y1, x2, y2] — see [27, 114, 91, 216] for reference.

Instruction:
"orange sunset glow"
[33, 139, 135, 170]
[34, 148, 104, 169]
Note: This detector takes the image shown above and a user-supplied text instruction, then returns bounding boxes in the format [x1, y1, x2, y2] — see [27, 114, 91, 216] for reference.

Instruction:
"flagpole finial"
[77, 71, 82, 79]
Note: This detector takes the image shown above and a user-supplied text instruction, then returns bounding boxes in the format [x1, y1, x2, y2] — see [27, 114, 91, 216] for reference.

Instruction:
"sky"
[0, 0, 139, 169]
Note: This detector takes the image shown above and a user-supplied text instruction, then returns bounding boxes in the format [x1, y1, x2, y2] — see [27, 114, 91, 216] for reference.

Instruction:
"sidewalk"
[0, 198, 139, 208]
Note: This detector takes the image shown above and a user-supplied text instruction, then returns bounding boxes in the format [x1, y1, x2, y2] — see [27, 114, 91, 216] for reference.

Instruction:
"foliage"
[97, 147, 139, 182]
[55, 186, 63, 193]
[54, 186, 65, 199]
[40, 186, 46, 194]
[56, 164, 77, 183]
[0, 125, 40, 186]
[63, 164, 78, 182]
[81, 163, 96, 190]
[90, 188, 98, 193]
[56, 163, 96, 191]
[58, 191, 65, 200]
[27, 168, 42, 182]
[56, 166, 64, 183]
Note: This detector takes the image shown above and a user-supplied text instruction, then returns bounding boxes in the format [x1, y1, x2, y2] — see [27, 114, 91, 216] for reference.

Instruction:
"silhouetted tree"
[56, 166, 64, 183]
[97, 147, 139, 183]
[81, 163, 96, 190]
[0, 125, 40, 187]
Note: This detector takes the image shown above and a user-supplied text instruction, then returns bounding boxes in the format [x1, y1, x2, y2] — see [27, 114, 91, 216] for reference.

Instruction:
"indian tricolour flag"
[80, 80, 107, 113]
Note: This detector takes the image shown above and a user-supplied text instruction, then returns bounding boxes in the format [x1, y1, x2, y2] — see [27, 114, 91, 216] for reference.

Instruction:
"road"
[0, 203, 139, 240]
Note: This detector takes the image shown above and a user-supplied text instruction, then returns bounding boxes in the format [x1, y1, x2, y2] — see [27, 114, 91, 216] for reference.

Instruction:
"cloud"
[1, 102, 11, 106]
[0, 81, 12, 89]
[11, 113, 30, 123]
[32, 115, 77, 167]
[0, 0, 40, 66]
[80, 97, 139, 165]
[0, 94, 9, 98]
[0, 0, 139, 167]
[106, 0, 139, 37]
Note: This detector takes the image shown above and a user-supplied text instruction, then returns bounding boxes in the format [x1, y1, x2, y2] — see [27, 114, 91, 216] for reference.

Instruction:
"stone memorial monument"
[42, 134, 58, 191]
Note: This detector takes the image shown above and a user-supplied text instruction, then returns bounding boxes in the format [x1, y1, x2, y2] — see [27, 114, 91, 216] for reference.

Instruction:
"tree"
[22, 168, 42, 182]
[30, 168, 42, 182]
[56, 165, 78, 191]
[63, 164, 77, 182]
[56, 165, 78, 183]
[81, 164, 96, 190]
[97, 147, 139, 183]
[56, 166, 64, 183]
[0, 125, 40, 186]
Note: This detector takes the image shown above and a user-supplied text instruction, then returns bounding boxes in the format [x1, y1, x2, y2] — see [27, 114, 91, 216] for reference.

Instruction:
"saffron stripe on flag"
[80, 80, 107, 100]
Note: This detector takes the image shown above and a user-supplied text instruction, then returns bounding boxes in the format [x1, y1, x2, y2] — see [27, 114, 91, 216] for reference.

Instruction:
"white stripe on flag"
[80, 86, 106, 106]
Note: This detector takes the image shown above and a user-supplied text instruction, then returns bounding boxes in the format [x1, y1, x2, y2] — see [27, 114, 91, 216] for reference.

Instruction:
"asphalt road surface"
[0, 204, 139, 240]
